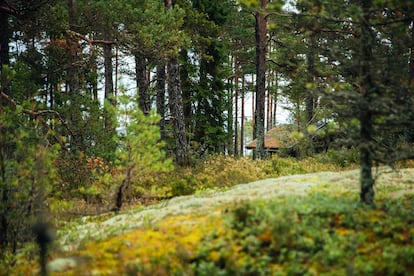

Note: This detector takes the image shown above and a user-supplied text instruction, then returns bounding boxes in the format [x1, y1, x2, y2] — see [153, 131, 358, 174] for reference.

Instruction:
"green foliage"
[323, 147, 360, 167]
[137, 155, 352, 198]
[192, 194, 414, 274]
[53, 95, 118, 199]
[114, 94, 173, 191]
[0, 98, 59, 259]
[121, 0, 188, 58]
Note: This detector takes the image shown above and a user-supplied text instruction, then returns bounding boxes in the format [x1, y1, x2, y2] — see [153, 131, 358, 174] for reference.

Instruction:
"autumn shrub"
[321, 147, 360, 167]
[146, 155, 269, 197]
[192, 194, 414, 275]
[263, 155, 353, 177]
[125, 154, 353, 199]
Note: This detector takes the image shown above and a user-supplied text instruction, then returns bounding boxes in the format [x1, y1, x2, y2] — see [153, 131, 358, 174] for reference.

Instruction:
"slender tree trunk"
[274, 71, 278, 125]
[91, 54, 98, 101]
[135, 54, 150, 115]
[305, 32, 317, 155]
[234, 57, 239, 156]
[67, 0, 79, 94]
[240, 74, 245, 156]
[410, 18, 414, 85]
[103, 33, 114, 100]
[407, 18, 414, 143]
[359, 0, 375, 205]
[179, 50, 192, 133]
[306, 32, 316, 125]
[254, 0, 267, 159]
[252, 74, 255, 131]
[0, 11, 10, 248]
[267, 40, 272, 130]
[103, 33, 114, 133]
[228, 73, 234, 156]
[0, 12, 9, 76]
[167, 56, 189, 166]
[266, 80, 271, 131]
[156, 62, 166, 141]
[115, 44, 119, 99]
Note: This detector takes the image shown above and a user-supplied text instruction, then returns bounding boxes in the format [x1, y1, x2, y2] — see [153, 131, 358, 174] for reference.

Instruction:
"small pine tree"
[112, 93, 173, 211]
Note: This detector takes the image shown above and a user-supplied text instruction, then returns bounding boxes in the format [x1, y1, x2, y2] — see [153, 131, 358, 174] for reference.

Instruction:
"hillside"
[14, 168, 414, 275]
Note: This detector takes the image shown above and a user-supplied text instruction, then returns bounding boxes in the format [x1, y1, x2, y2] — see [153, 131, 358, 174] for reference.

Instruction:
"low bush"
[13, 193, 414, 275]
[192, 194, 414, 275]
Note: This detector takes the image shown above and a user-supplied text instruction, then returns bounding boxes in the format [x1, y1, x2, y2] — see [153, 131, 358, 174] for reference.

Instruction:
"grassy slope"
[13, 168, 414, 275]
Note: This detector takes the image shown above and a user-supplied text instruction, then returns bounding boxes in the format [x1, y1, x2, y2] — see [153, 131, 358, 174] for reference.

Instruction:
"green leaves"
[193, 194, 414, 274]
[115, 93, 173, 177]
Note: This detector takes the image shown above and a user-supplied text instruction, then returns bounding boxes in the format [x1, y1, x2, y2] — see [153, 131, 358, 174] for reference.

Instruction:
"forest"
[1, 0, 414, 274]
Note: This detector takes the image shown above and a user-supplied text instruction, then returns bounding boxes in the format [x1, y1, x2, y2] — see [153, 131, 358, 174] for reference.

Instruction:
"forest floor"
[58, 167, 414, 248]
[13, 167, 414, 274]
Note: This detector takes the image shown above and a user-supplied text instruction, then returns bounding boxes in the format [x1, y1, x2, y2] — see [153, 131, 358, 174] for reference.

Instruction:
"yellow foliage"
[14, 212, 224, 275]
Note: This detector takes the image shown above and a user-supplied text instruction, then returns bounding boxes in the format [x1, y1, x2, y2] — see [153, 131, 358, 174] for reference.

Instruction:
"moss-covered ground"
[8, 165, 414, 275]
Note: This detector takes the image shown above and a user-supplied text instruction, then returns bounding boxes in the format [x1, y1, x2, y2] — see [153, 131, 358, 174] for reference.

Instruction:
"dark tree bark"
[0, 11, 9, 76]
[67, 0, 79, 93]
[167, 57, 189, 166]
[103, 34, 114, 100]
[179, 50, 192, 133]
[0, 6, 11, 252]
[410, 20, 414, 86]
[234, 57, 239, 156]
[93, 59, 99, 101]
[227, 74, 234, 156]
[359, 0, 375, 205]
[254, 0, 267, 160]
[135, 54, 150, 115]
[164, 0, 189, 166]
[306, 32, 316, 125]
[156, 62, 166, 141]
[240, 74, 245, 156]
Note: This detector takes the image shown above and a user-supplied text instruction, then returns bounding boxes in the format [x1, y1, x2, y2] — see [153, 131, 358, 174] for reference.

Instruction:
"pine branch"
[0, 91, 72, 149]
[66, 30, 118, 46]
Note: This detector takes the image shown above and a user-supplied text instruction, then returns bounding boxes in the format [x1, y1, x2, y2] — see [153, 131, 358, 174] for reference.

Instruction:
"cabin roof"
[246, 125, 296, 151]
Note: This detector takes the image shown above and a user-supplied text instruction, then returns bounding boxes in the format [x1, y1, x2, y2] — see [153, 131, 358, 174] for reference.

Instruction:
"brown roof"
[246, 126, 296, 150]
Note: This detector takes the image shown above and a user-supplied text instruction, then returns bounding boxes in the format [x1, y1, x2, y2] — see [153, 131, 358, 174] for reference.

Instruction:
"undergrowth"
[50, 155, 355, 216]
[11, 193, 414, 275]
[147, 155, 356, 198]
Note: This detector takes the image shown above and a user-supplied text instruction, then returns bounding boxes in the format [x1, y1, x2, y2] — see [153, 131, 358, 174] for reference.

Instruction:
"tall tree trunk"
[164, 0, 189, 165]
[135, 54, 150, 115]
[67, 0, 79, 94]
[240, 74, 245, 156]
[254, 0, 267, 159]
[252, 74, 255, 131]
[103, 34, 114, 100]
[273, 71, 278, 126]
[227, 74, 234, 156]
[359, 0, 375, 205]
[407, 18, 414, 143]
[167, 56, 189, 166]
[0, 12, 9, 77]
[156, 62, 166, 141]
[305, 32, 317, 155]
[410, 23, 414, 85]
[234, 57, 239, 156]
[91, 54, 98, 101]
[0, 11, 10, 250]
[306, 32, 316, 125]
[179, 50, 192, 133]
